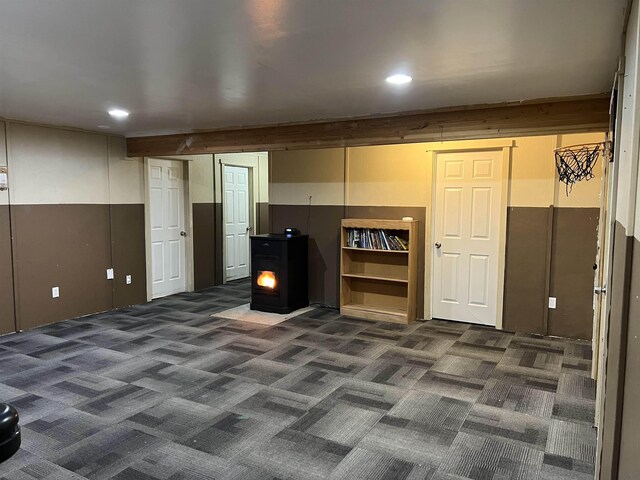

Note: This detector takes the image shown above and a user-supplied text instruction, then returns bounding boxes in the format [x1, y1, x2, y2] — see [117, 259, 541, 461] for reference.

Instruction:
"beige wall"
[272, 134, 605, 210]
[189, 154, 215, 204]
[270, 148, 345, 206]
[637, 150, 640, 241]
[8, 123, 110, 205]
[0, 122, 7, 207]
[556, 132, 606, 208]
[509, 135, 557, 207]
[0, 122, 5, 166]
[507, 132, 605, 209]
[259, 153, 269, 203]
[346, 143, 430, 207]
[108, 136, 144, 205]
[4, 122, 148, 207]
[0, 121, 12, 334]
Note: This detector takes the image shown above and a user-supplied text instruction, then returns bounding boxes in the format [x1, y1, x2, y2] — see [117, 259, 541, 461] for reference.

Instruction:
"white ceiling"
[0, 0, 627, 137]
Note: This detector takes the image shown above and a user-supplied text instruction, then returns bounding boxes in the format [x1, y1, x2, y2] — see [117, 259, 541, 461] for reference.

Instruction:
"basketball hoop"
[554, 142, 605, 195]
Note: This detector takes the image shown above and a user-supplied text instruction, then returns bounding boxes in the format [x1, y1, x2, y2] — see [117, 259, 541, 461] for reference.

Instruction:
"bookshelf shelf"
[341, 303, 408, 324]
[342, 272, 409, 283]
[341, 246, 409, 254]
[340, 219, 418, 324]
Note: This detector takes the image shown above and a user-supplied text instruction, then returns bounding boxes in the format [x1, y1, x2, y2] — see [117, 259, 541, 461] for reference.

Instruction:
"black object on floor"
[250, 233, 309, 314]
[0, 403, 20, 463]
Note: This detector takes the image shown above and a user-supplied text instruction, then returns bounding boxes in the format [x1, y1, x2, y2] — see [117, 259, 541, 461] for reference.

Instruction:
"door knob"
[180, 231, 187, 237]
[435, 242, 442, 249]
[246, 226, 253, 232]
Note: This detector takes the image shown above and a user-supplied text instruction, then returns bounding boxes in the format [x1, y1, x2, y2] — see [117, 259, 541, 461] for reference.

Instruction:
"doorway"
[146, 158, 188, 298]
[223, 165, 251, 281]
[431, 150, 507, 326]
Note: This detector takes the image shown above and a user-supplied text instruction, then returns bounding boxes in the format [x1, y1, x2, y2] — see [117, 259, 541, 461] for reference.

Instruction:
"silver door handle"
[435, 242, 442, 249]
[246, 226, 253, 232]
[180, 231, 187, 237]
[595, 285, 607, 295]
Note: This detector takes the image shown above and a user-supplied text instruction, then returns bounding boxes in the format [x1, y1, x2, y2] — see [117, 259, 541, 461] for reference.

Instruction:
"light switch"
[106, 268, 114, 280]
[126, 275, 132, 285]
[52, 287, 60, 298]
[548, 297, 557, 309]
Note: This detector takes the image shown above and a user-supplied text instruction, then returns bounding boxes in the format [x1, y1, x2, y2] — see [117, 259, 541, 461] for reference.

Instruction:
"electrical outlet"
[126, 275, 132, 285]
[548, 297, 557, 309]
[106, 268, 114, 280]
[52, 287, 60, 298]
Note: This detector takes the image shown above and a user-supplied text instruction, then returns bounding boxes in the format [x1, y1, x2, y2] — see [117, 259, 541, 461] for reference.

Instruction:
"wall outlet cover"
[106, 268, 114, 280]
[548, 297, 557, 309]
[52, 287, 60, 298]
[126, 275, 132, 285]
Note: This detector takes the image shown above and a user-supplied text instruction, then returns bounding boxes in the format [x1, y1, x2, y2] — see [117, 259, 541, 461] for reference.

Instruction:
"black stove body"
[250, 233, 309, 314]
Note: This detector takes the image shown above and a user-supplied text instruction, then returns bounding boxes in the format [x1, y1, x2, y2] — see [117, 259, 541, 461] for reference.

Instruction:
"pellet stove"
[250, 233, 308, 314]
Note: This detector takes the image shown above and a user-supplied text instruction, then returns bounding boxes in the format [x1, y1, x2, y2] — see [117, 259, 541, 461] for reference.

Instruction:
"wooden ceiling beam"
[126, 94, 611, 157]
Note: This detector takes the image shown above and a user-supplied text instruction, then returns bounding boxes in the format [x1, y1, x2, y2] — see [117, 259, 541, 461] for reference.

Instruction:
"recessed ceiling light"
[108, 108, 129, 119]
[386, 74, 412, 85]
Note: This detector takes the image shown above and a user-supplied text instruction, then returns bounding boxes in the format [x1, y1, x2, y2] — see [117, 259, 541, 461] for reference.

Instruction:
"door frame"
[593, 138, 617, 430]
[221, 164, 252, 282]
[594, 88, 623, 473]
[217, 153, 264, 283]
[144, 157, 194, 301]
[426, 141, 513, 328]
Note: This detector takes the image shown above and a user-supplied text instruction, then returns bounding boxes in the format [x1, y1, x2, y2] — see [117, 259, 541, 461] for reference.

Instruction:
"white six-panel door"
[148, 158, 187, 298]
[432, 150, 504, 326]
[224, 165, 250, 280]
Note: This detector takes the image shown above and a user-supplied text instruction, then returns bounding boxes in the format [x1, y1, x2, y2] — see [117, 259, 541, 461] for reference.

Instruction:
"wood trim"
[427, 151, 437, 321]
[127, 95, 611, 157]
[425, 139, 515, 153]
[495, 146, 512, 330]
[543, 205, 555, 334]
[185, 162, 195, 293]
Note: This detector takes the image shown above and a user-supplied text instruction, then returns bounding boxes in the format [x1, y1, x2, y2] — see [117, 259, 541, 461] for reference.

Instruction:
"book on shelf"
[345, 228, 409, 251]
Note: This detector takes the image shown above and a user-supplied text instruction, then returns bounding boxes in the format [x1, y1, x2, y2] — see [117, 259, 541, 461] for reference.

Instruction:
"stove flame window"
[257, 270, 277, 289]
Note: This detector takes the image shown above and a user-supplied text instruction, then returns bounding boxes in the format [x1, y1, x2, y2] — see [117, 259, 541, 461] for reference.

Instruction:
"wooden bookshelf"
[340, 219, 419, 324]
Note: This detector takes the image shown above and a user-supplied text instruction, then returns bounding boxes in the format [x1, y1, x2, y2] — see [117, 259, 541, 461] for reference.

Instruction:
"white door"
[432, 150, 504, 325]
[148, 158, 187, 298]
[224, 165, 250, 280]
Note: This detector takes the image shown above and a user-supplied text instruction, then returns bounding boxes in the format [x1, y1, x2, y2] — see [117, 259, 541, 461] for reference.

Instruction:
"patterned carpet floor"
[0, 279, 596, 479]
